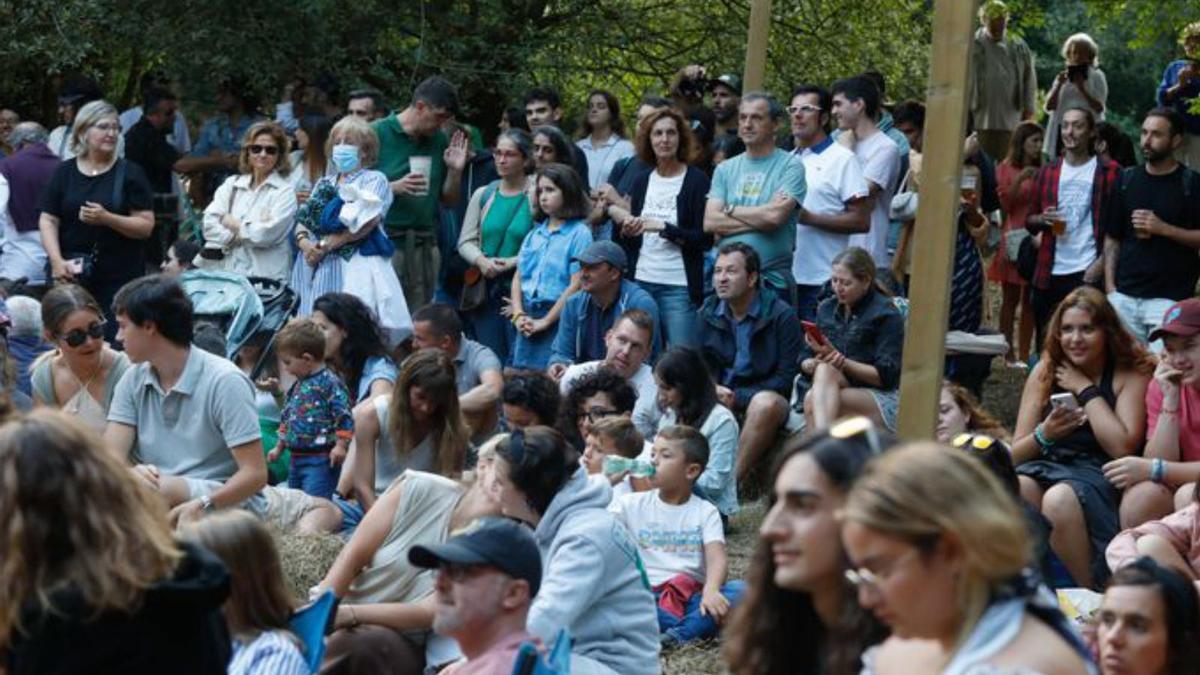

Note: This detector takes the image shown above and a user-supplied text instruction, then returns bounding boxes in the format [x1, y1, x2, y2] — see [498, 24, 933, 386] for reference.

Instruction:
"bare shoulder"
[870, 637, 946, 674]
[990, 612, 1088, 675]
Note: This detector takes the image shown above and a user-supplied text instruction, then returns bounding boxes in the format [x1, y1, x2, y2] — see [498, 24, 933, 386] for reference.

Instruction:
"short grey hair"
[8, 122, 48, 150]
[741, 91, 786, 122]
[70, 100, 119, 158]
[6, 296, 43, 338]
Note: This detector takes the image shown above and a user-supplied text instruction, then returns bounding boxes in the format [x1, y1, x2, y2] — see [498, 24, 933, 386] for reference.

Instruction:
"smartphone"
[1067, 64, 1089, 82]
[801, 320, 828, 346]
[1050, 392, 1079, 412]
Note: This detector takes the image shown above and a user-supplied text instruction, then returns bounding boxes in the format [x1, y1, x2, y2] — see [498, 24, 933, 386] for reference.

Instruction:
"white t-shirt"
[609, 490, 724, 586]
[635, 170, 687, 286]
[792, 141, 870, 285]
[846, 130, 900, 267]
[560, 360, 660, 440]
[1052, 156, 1098, 276]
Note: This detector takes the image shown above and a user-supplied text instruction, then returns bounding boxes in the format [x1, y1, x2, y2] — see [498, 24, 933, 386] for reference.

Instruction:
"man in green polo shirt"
[373, 75, 469, 309]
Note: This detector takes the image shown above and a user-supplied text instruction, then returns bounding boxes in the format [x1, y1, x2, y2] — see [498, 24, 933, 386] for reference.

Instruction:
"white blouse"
[200, 171, 297, 284]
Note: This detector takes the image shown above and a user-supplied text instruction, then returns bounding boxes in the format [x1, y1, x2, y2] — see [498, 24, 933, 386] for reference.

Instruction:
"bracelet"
[1151, 458, 1166, 484]
[1033, 424, 1055, 452]
[1075, 385, 1102, 407]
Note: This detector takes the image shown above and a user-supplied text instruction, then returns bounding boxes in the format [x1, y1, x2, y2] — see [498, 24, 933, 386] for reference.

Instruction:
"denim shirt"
[807, 287, 905, 391]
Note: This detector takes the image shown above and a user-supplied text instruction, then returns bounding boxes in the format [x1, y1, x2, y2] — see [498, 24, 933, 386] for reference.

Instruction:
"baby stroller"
[179, 270, 297, 379]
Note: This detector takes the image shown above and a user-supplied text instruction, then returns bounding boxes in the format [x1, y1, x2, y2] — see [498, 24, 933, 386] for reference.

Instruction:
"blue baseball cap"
[408, 517, 542, 595]
[573, 240, 627, 270]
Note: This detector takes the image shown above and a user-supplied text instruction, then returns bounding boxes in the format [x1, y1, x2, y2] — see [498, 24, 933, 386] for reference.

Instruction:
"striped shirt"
[229, 630, 310, 675]
[1028, 157, 1120, 290]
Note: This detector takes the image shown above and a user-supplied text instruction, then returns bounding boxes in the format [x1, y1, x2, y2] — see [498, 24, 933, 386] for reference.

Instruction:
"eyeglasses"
[844, 549, 920, 595]
[578, 407, 620, 424]
[787, 105, 823, 116]
[60, 321, 106, 348]
[247, 144, 279, 156]
[492, 149, 523, 160]
[92, 123, 121, 134]
[439, 562, 490, 583]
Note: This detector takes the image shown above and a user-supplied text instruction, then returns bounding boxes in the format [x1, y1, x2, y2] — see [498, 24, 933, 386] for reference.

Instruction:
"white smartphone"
[1050, 392, 1079, 412]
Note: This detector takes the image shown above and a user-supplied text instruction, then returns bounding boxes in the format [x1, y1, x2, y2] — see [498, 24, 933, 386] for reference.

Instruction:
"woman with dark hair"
[311, 292, 397, 404]
[1095, 122, 1138, 168]
[498, 107, 527, 133]
[488, 426, 659, 675]
[608, 108, 713, 347]
[1097, 557, 1200, 675]
[501, 371, 561, 429]
[559, 365, 637, 453]
[723, 418, 887, 675]
[991, 120, 1043, 368]
[288, 114, 333, 200]
[530, 127, 577, 172]
[1013, 286, 1154, 588]
[654, 346, 738, 516]
[576, 89, 634, 191]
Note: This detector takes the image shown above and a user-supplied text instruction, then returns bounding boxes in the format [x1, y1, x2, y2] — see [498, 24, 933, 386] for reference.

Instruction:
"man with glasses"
[409, 517, 543, 675]
[788, 84, 870, 322]
[346, 89, 386, 122]
[373, 76, 470, 309]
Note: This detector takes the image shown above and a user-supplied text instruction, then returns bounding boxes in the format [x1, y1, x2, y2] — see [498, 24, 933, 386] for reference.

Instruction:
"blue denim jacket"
[549, 279, 661, 366]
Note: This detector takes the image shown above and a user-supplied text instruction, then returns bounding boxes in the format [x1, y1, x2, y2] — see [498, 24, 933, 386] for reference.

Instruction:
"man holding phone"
[1157, 21, 1200, 170]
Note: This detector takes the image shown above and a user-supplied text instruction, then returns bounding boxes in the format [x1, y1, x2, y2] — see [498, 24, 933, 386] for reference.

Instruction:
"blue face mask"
[331, 144, 360, 173]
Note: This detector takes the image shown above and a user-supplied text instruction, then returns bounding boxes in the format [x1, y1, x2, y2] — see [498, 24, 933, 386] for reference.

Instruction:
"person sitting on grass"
[500, 370, 561, 430]
[582, 415, 649, 499]
[1095, 556, 1200, 675]
[609, 424, 745, 647]
[558, 365, 638, 458]
[1107, 485, 1200, 598]
[266, 317, 354, 500]
[936, 380, 1011, 444]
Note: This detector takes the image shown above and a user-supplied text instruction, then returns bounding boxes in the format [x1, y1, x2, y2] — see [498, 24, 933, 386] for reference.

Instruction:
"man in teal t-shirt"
[372, 75, 468, 309]
[705, 93, 807, 297]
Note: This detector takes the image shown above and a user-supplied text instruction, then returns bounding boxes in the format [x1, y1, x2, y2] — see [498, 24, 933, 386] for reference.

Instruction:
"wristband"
[1075, 385, 1102, 407]
[1151, 458, 1166, 484]
[1033, 425, 1055, 453]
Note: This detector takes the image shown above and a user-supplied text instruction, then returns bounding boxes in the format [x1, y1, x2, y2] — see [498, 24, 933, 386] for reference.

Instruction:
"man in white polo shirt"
[788, 84, 871, 321]
[105, 275, 267, 524]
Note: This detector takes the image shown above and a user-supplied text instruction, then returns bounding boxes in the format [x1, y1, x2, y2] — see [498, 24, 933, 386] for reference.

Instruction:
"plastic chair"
[509, 628, 571, 675]
[289, 590, 339, 673]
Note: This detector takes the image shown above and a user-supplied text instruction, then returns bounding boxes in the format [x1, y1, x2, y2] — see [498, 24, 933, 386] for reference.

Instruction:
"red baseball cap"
[1149, 298, 1200, 342]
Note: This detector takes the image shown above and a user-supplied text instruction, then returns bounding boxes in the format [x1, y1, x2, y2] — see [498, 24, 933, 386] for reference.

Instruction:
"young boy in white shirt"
[609, 424, 745, 646]
[582, 416, 650, 498]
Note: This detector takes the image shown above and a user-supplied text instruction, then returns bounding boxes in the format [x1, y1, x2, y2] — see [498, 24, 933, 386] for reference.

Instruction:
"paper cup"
[409, 156, 432, 196]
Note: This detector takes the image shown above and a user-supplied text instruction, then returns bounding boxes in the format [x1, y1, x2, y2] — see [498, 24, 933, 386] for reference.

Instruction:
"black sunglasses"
[60, 321, 106, 347]
[248, 144, 279, 156]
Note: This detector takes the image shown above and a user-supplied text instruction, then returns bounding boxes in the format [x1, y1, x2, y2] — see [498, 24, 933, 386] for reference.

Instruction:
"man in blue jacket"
[548, 241, 660, 380]
[697, 242, 802, 486]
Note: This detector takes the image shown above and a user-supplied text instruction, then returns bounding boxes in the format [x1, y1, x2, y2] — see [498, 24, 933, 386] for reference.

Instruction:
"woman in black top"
[38, 100, 154, 340]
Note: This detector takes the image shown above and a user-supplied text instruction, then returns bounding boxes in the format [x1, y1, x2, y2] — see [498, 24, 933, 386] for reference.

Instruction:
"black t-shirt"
[124, 117, 180, 194]
[1106, 165, 1200, 300]
[38, 158, 153, 281]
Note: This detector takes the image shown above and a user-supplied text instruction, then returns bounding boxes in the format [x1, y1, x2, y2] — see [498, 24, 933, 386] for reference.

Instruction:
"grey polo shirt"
[108, 347, 261, 481]
[454, 339, 502, 395]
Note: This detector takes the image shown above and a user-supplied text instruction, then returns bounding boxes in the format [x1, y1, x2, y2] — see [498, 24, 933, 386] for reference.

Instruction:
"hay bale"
[275, 530, 345, 601]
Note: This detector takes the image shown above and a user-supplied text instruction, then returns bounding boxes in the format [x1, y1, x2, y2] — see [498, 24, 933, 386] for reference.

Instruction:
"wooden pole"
[742, 0, 772, 91]
[895, 0, 976, 440]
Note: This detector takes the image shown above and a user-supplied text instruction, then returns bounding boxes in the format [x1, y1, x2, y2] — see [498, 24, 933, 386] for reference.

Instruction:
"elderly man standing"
[0, 123, 58, 286]
[969, 0, 1038, 162]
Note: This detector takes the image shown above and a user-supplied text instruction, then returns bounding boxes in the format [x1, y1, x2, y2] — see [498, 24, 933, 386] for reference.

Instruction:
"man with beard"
[710, 74, 741, 139]
[1104, 108, 1200, 350]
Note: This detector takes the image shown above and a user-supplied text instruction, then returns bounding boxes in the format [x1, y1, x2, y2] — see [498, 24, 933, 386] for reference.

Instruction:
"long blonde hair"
[388, 348, 469, 477]
[841, 442, 1029, 651]
[0, 410, 181, 646]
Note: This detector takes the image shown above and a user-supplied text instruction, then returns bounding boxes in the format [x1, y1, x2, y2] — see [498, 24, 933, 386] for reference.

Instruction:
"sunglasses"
[829, 416, 884, 455]
[787, 104, 823, 116]
[248, 144, 279, 156]
[60, 321, 106, 347]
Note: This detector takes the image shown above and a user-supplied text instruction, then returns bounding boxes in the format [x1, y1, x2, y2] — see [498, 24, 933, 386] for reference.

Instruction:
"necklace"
[62, 350, 106, 412]
[79, 156, 115, 177]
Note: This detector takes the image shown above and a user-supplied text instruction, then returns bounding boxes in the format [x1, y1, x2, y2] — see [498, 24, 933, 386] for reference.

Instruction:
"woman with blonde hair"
[841, 443, 1095, 675]
[1045, 33, 1108, 158]
[197, 120, 297, 284]
[1012, 286, 1153, 588]
[1, 409, 230, 673]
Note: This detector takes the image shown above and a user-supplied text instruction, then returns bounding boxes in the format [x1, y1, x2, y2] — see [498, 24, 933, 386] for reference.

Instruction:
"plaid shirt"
[1027, 156, 1120, 290]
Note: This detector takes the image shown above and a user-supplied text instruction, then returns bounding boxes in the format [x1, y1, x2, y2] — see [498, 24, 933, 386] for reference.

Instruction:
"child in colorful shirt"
[267, 318, 354, 499]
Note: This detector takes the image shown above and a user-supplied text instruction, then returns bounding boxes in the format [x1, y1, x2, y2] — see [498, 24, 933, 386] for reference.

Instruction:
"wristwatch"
[723, 203, 736, 216]
[199, 494, 216, 513]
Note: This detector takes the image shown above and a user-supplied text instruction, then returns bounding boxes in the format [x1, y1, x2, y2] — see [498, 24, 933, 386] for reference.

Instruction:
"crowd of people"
[4, 2, 1200, 674]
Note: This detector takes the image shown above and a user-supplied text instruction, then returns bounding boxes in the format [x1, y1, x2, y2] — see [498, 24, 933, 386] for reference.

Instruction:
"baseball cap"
[573, 240, 627, 270]
[1149, 298, 1200, 343]
[408, 517, 542, 595]
[713, 74, 742, 96]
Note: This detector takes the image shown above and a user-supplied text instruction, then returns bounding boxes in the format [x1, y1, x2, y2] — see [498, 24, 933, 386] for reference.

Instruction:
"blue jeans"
[288, 454, 338, 500]
[794, 283, 824, 323]
[464, 275, 517, 366]
[511, 300, 556, 370]
[656, 580, 746, 643]
[637, 280, 697, 348]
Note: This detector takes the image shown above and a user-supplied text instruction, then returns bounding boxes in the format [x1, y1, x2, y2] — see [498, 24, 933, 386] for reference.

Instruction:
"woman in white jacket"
[198, 121, 296, 284]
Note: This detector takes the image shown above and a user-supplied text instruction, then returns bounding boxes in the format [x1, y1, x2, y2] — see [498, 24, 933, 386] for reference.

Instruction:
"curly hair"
[388, 348, 469, 477]
[313, 292, 389, 399]
[501, 371, 561, 427]
[559, 366, 637, 449]
[0, 410, 181, 646]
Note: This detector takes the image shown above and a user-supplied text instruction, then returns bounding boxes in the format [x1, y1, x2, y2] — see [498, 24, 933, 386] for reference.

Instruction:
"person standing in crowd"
[697, 243, 801, 487]
[181, 511, 309, 675]
[288, 114, 332, 200]
[576, 89, 634, 193]
[410, 304, 504, 440]
[197, 120, 297, 284]
[509, 163, 593, 370]
[290, 116, 412, 348]
[457, 128, 535, 365]
[724, 421, 887, 675]
[593, 96, 671, 223]
[1, 410, 232, 675]
[105, 275, 268, 525]
[788, 84, 870, 322]
[119, 72, 192, 155]
[1096, 122, 1139, 168]
[47, 76, 116, 160]
[968, 0, 1038, 162]
[704, 92, 806, 297]
[0, 123, 57, 286]
[488, 426, 660, 675]
[992, 121, 1043, 367]
[1104, 109, 1200, 350]
[1158, 21, 1200, 170]
[409, 517, 543, 675]
[0, 108, 18, 157]
[710, 74, 742, 140]
[1025, 107, 1120, 346]
[608, 108, 712, 348]
[523, 87, 590, 181]
[1011, 287, 1153, 589]
[558, 309, 659, 439]
[177, 80, 265, 204]
[29, 284, 131, 434]
[547, 241, 660, 375]
[1044, 33, 1108, 158]
[346, 89, 387, 122]
[830, 76, 901, 279]
[530, 126, 577, 173]
[842, 444, 1094, 674]
[373, 76, 469, 309]
[123, 86, 185, 268]
[38, 100, 155, 340]
[1096, 558, 1200, 675]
